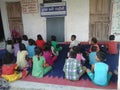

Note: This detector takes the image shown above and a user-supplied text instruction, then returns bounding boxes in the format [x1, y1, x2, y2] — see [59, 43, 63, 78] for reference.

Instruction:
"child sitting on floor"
[89, 37, 100, 52]
[32, 47, 52, 78]
[1, 52, 28, 82]
[36, 34, 45, 50]
[43, 43, 57, 66]
[89, 46, 97, 65]
[72, 46, 85, 63]
[27, 39, 36, 59]
[16, 43, 29, 70]
[106, 35, 118, 54]
[51, 35, 62, 55]
[13, 38, 21, 58]
[6, 39, 13, 54]
[69, 35, 79, 48]
[22, 35, 28, 47]
[63, 51, 86, 81]
[86, 52, 112, 86]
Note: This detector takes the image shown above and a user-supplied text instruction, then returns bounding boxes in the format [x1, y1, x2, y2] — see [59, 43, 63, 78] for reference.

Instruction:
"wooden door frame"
[89, 0, 112, 41]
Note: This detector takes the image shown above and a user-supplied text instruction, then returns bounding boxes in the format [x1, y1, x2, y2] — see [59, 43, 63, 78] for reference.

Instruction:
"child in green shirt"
[32, 47, 52, 78]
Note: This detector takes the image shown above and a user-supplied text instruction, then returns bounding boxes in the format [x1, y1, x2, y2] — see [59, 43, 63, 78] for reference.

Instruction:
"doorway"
[89, 0, 111, 41]
[6, 2, 23, 38]
[46, 17, 64, 42]
[0, 11, 5, 41]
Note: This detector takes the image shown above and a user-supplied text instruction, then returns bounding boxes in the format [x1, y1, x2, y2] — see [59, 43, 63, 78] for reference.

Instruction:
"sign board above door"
[40, 2, 66, 17]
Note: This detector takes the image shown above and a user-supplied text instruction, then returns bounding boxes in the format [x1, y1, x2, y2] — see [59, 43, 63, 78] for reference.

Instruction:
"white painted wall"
[64, 0, 89, 41]
[22, 0, 46, 41]
[0, 0, 89, 41]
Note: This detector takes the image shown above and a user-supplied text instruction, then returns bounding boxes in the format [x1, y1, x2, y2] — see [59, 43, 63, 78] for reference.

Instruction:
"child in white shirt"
[69, 35, 79, 48]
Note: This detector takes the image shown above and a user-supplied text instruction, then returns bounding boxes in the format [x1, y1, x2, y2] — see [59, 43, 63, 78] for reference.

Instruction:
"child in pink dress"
[43, 43, 57, 66]
[72, 46, 85, 63]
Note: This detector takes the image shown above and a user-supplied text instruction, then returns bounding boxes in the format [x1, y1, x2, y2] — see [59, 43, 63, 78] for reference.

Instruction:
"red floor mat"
[21, 75, 117, 89]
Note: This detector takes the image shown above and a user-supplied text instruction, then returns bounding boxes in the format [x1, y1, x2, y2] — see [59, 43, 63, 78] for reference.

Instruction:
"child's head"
[2, 52, 14, 64]
[109, 35, 115, 41]
[6, 39, 12, 45]
[91, 37, 97, 44]
[72, 46, 80, 53]
[22, 35, 28, 41]
[44, 43, 51, 51]
[69, 51, 77, 58]
[28, 39, 35, 45]
[96, 52, 106, 62]
[71, 35, 76, 41]
[91, 46, 97, 52]
[14, 38, 21, 44]
[37, 34, 43, 40]
[19, 43, 26, 51]
[51, 35, 56, 41]
[35, 47, 42, 60]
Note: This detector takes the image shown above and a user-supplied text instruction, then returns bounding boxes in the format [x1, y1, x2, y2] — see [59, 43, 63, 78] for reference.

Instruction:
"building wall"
[0, 0, 89, 41]
[0, 0, 120, 89]
[64, 0, 89, 41]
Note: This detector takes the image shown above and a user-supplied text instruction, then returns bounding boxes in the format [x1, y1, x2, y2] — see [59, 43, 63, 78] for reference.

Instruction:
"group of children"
[63, 35, 118, 86]
[1, 34, 118, 87]
[1, 34, 62, 82]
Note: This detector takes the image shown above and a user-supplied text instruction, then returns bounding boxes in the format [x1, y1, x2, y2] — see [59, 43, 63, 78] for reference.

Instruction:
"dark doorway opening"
[0, 11, 5, 41]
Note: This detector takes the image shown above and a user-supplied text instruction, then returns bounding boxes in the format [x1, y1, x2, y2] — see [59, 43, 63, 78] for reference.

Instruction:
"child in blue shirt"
[27, 39, 36, 58]
[89, 46, 97, 65]
[86, 52, 112, 86]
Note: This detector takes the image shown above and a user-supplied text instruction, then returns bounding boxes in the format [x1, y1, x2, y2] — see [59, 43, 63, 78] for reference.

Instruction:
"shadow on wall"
[0, 11, 5, 41]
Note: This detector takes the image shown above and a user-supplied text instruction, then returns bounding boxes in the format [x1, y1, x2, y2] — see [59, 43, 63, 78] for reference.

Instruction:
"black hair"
[22, 35, 28, 41]
[91, 37, 97, 44]
[37, 34, 43, 40]
[109, 35, 115, 40]
[51, 35, 56, 41]
[47, 41, 52, 46]
[28, 39, 35, 45]
[2, 52, 14, 64]
[34, 46, 42, 60]
[44, 43, 51, 51]
[14, 38, 21, 44]
[96, 52, 106, 61]
[69, 51, 77, 58]
[72, 46, 80, 53]
[6, 39, 12, 45]
[19, 43, 26, 51]
[91, 46, 97, 52]
[71, 35, 76, 39]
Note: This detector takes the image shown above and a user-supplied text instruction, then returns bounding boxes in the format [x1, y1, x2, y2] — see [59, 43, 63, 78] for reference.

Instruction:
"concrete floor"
[10, 81, 117, 90]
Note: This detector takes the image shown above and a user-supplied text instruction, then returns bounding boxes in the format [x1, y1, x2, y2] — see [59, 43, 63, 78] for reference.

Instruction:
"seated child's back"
[43, 43, 57, 66]
[63, 51, 86, 81]
[86, 52, 112, 86]
[16, 43, 28, 69]
[2, 52, 28, 82]
[32, 47, 52, 78]
[27, 39, 36, 58]
[89, 46, 97, 65]
[36, 34, 45, 50]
